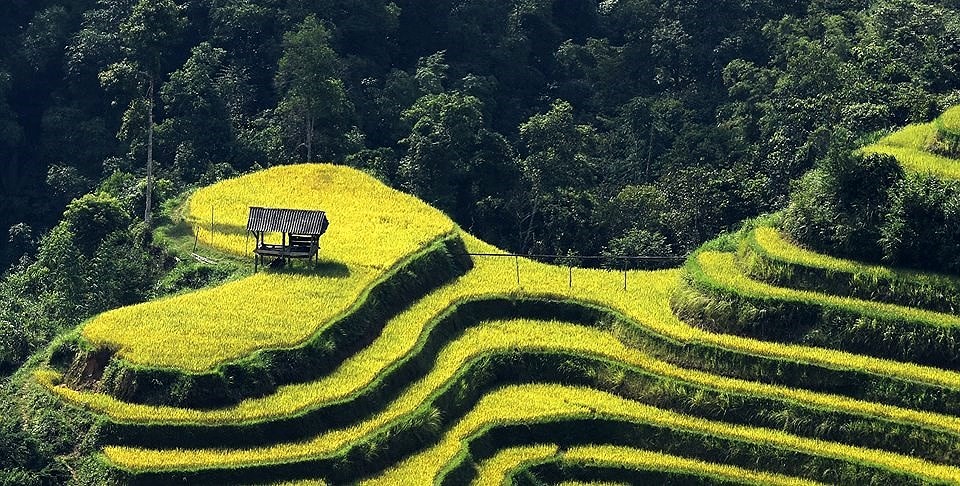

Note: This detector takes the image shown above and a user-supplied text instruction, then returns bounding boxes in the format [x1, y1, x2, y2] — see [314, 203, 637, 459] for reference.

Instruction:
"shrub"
[880, 174, 960, 273]
[782, 140, 902, 262]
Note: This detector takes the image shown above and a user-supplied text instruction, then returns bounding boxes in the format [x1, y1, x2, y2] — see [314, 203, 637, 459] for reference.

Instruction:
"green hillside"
[22, 111, 960, 484]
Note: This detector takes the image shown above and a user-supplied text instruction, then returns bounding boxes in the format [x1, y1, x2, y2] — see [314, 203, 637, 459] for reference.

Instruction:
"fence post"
[569, 265, 572, 289]
[210, 206, 215, 249]
[623, 259, 627, 291]
[515, 255, 520, 286]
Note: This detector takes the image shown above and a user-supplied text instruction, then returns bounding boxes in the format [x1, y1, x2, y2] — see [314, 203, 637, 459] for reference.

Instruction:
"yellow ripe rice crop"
[751, 226, 881, 275]
[473, 443, 559, 486]
[743, 226, 960, 303]
[39, 159, 960, 484]
[561, 445, 826, 486]
[51, 235, 960, 423]
[864, 142, 960, 180]
[81, 267, 374, 370]
[98, 319, 960, 472]
[78, 164, 454, 370]
[472, 443, 825, 486]
[556, 482, 629, 486]
[363, 384, 960, 484]
[187, 164, 454, 269]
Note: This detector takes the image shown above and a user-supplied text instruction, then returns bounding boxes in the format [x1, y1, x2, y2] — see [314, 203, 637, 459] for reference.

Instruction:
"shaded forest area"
[1, 0, 959, 266]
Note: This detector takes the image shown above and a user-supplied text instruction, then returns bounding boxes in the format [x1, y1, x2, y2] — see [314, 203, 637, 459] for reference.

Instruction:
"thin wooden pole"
[515, 255, 520, 286]
[210, 206, 214, 249]
[623, 259, 628, 291]
[568, 266, 572, 289]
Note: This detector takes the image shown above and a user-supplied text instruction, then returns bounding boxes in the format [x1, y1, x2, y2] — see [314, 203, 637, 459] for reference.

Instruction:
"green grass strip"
[562, 445, 825, 486]
[702, 250, 959, 328]
[862, 118, 960, 180]
[363, 384, 960, 484]
[686, 250, 960, 368]
[938, 106, 960, 137]
[555, 482, 628, 486]
[473, 443, 559, 486]
[83, 164, 457, 371]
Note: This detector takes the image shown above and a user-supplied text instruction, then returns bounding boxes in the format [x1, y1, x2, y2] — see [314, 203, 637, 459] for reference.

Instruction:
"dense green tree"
[275, 15, 354, 162]
[158, 42, 234, 182]
[782, 134, 904, 261]
[397, 90, 518, 227]
[519, 99, 601, 253]
[0, 0, 959, 284]
[99, 0, 186, 225]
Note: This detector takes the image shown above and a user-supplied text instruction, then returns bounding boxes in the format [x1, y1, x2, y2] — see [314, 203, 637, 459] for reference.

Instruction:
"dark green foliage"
[783, 139, 960, 274]
[62, 193, 131, 255]
[0, 358, 120, 486]
[1, 0, 957, 268]
[100, 296, 960, 470]
[880, 174, 960, 274]
[674, 254, 960, 371]
[122, 350, 935, 484]
[782, 138, 903, 262]
[0, 0, 958, 481]
[0, 194, 165, 375]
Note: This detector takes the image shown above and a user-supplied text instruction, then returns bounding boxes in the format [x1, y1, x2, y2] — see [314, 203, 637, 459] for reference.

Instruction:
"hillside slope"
[28, 151, 960, 484]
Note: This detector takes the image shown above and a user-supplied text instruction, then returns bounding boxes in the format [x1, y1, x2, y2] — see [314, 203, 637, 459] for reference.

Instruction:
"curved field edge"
[78, 164, 455, 372]
[92, 319, 960, 481]
[44, 311, 960, 468]
[676, 250, 960, 369]
[475, 445, 825, 486]
[44, 283, 960, 436]
[359, 384, 957, 486]
[101, 381, 958, 485]
[739, 224, 960, 314]
[936, 105, 960, 139]
[49, 233, 471, 408]
[186, 164, 455, 270]
[43, 258, 960, 433]
[864, 104, 960, 178]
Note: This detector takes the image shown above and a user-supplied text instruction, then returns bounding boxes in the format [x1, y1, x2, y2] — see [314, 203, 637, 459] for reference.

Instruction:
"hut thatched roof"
[246, 207, 329, 236]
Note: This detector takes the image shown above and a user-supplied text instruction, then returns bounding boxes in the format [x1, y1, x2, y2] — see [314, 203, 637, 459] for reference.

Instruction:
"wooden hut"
[247, 206, 329, 270]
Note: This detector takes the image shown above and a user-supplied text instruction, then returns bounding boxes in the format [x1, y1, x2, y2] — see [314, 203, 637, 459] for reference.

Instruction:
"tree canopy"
[0, 0, 957, 266]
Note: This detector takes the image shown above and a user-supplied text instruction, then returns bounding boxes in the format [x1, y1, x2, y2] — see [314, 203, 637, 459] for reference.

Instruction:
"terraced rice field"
[863, 106, 960, 180]
[37, 152, 960, 484]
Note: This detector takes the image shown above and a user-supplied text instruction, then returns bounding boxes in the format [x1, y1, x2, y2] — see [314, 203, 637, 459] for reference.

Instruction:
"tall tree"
[108, 0, 185, 225]
[275, 15, 353, 162]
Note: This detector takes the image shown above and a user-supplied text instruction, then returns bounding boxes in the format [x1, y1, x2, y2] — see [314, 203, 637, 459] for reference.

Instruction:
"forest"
[1, 0, 958, 265]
